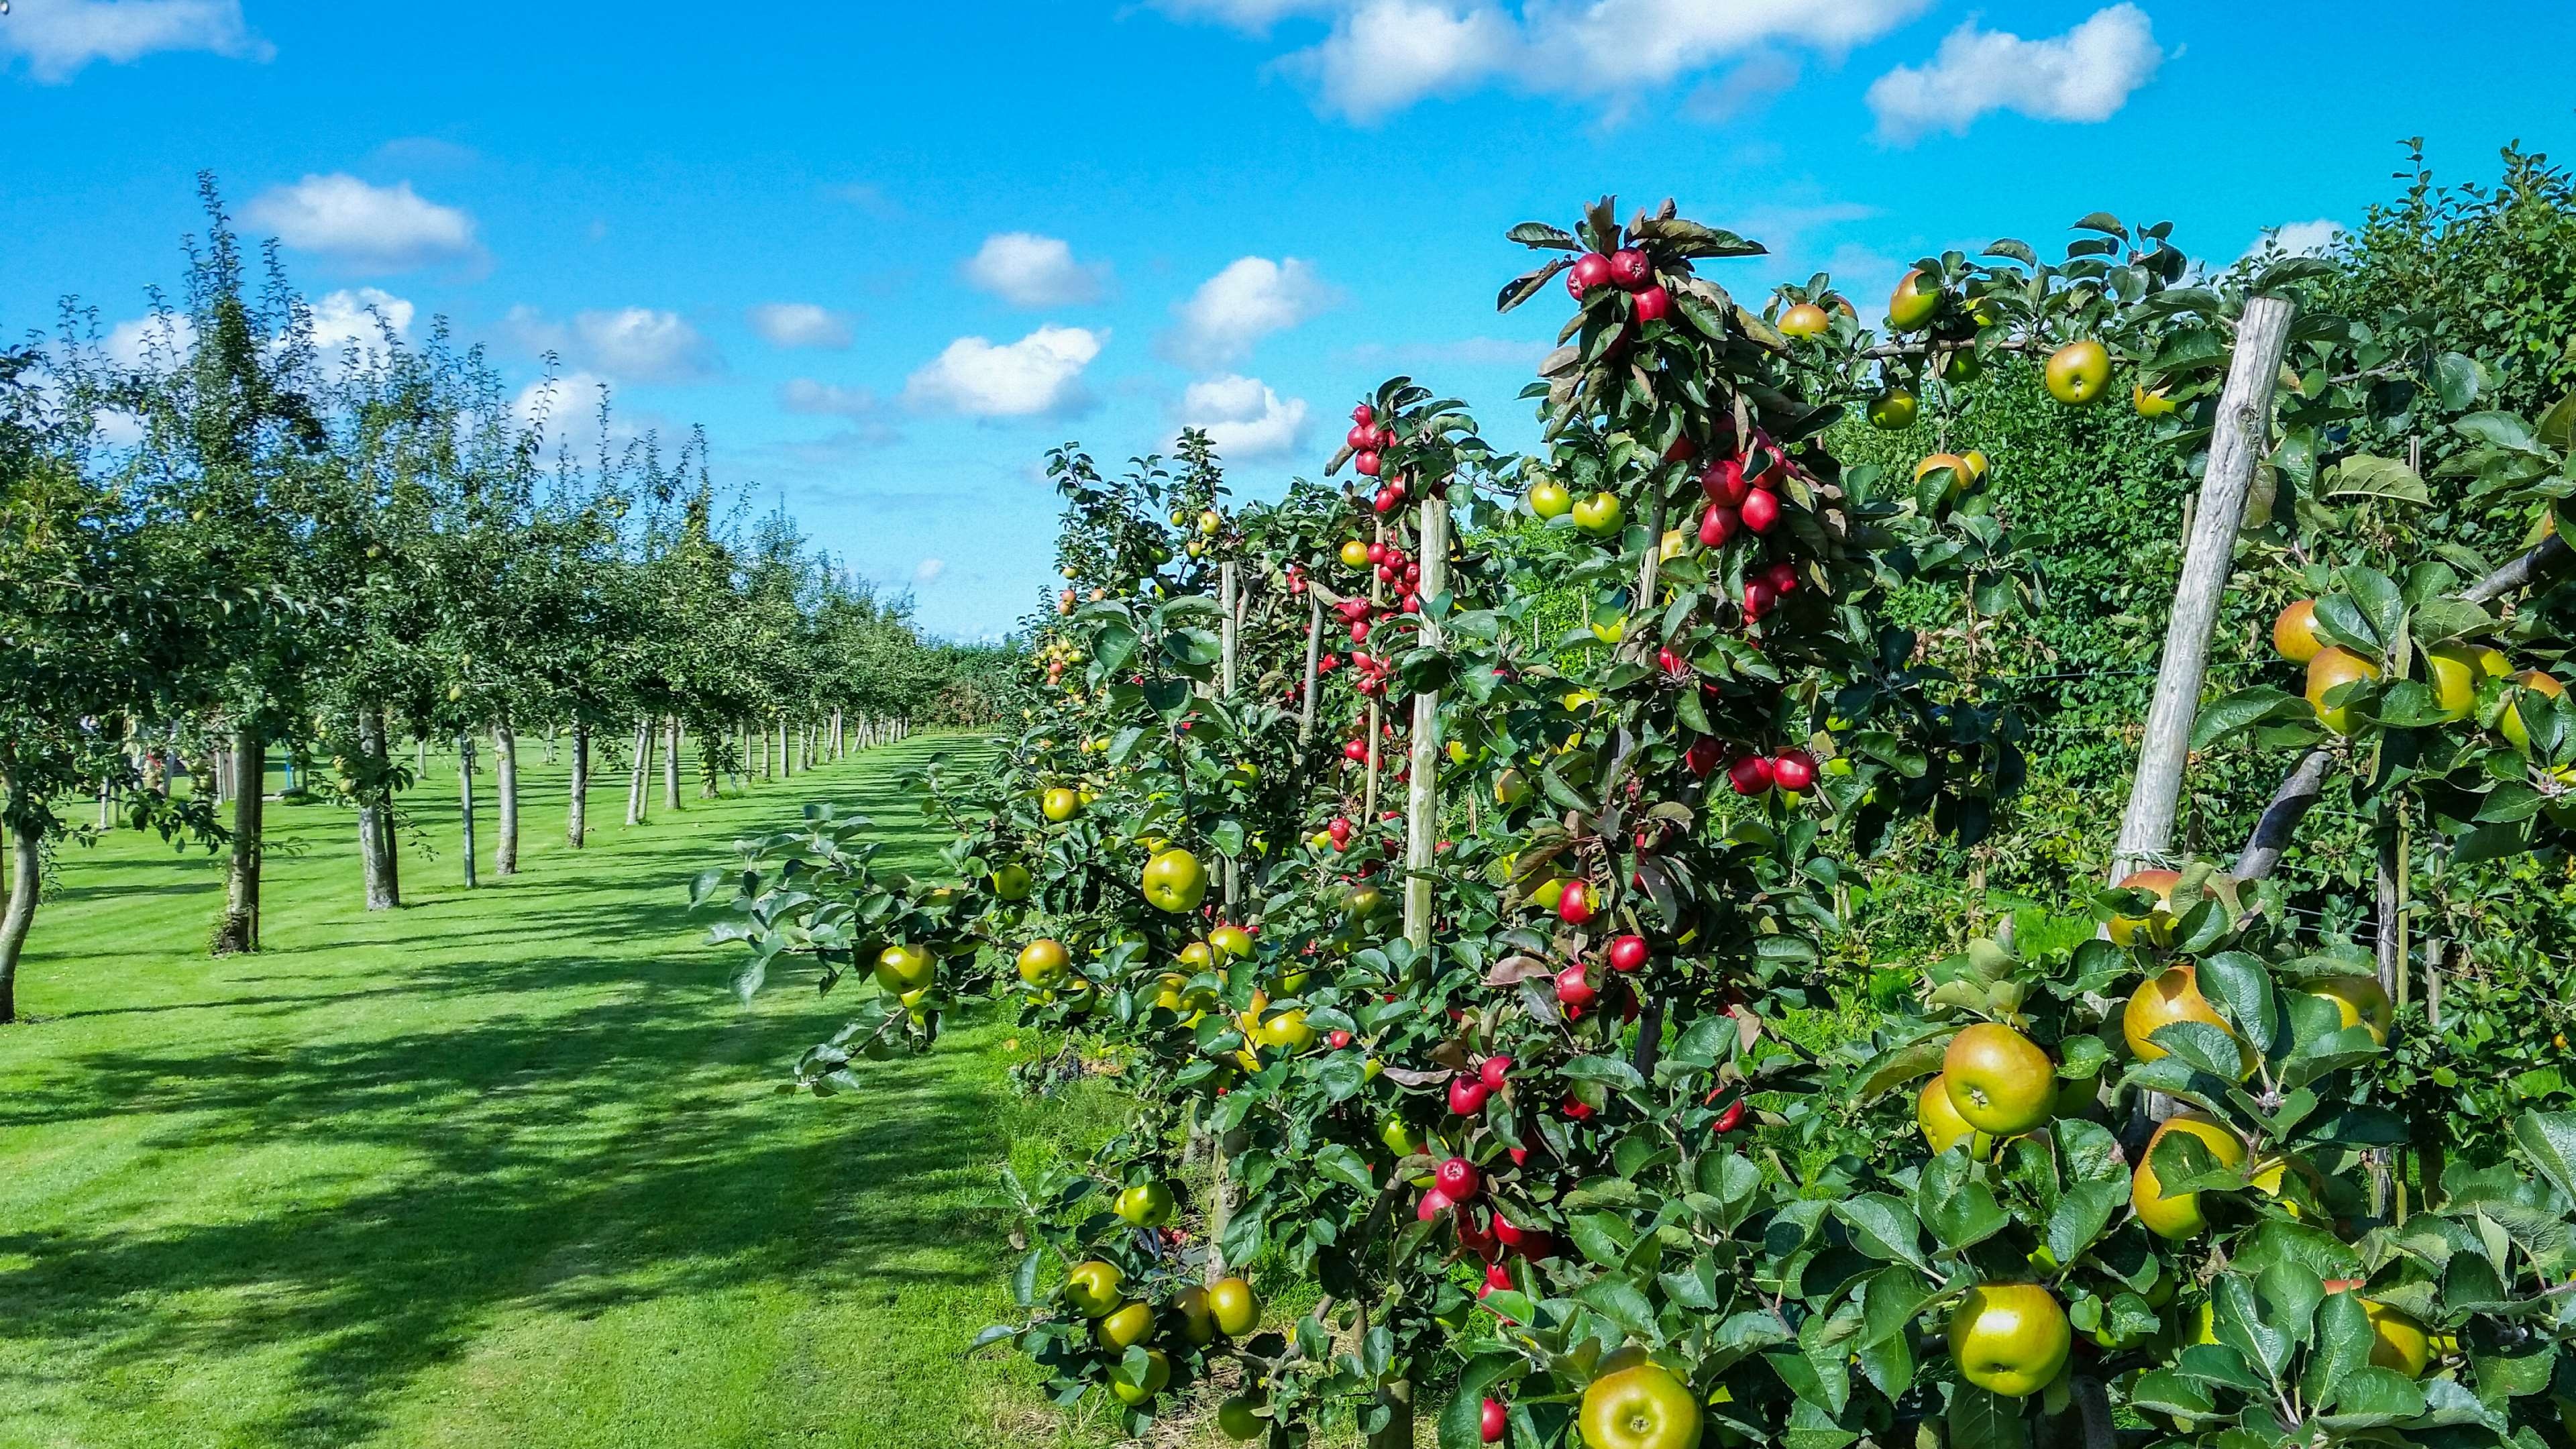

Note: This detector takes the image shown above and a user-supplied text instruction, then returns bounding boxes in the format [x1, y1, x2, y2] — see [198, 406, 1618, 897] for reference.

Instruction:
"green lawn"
[0, 735, 1163, 1449]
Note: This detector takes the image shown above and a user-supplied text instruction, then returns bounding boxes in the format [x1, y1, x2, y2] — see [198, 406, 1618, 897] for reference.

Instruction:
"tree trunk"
[493, 722, 519, 876]
[626, 716, 652, 826]
[358, 707, 400, 910]
[662, 716, 682, 810]
[0, 815, 37, 1026]
[212, 727, 264, 953]
[457, 733, 478, 889]
[568, 721, 590, 848]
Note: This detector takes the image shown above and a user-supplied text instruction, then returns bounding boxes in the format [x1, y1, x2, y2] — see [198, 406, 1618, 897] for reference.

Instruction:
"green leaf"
[2127, 1370, 2214, 1418]
[1834, 1194, 1929, 1269]
[2327, 454, 2430, 504]
[1945, 1385, 2028, 1449]
[1439, 1356, 1520, 1449]
[1314, 1142, 1377, 1194]
[2190, 686, 2304, 749]
[2512, 1111, 2576, 1205]
[1917, 1151, 2008, 1249]
[2302, 1284, 2373, 1408]
[2316, 1366, 2425, 1428]
[2194, 951, 2278, 1054]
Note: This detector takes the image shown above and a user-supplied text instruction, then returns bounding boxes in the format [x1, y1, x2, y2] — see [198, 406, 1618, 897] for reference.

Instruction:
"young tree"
[0, 344, 223, 1019]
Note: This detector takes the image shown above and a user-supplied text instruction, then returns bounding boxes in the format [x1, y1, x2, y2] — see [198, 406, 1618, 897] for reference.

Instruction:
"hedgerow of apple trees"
[698, 197, 2576, 1449]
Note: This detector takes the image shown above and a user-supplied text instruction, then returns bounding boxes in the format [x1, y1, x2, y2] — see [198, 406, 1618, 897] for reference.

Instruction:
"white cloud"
[747, 302, 855, 350]
[1179, 374, 1310, 460]
[1148, 0, 1333, 28]
[0, 0, 270, 83]
[508, 306, 718, 383]
[1295, 1, 1520, 121]
[103, 312, 196, 370]
[1866, 5, 2163, 143]
[513, 371, 619, 458]
[1164, 0, 1932, 123]
[779, 378, 881, 417]
[1163, 257, 1334, 370]
[963, 233, 1110, 309]
[2249, 219, 2343, 260]
[241, 174, 479, 272]
[914, 558, 947, 584]
[903, 325, 1103, 418]
[308, 287, 414, 354]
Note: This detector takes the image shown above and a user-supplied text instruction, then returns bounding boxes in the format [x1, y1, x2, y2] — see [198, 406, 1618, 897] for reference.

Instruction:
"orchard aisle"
[0, 736, 1127, 1449]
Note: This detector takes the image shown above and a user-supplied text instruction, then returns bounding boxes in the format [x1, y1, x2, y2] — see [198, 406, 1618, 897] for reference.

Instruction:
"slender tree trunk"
[1, 754, 40, 1024]
[627, 716, 653, 825]
[493, 722, 519, 877]
[358, 707, 400, 910]
[568, 721, 590, 849]
[212, 727, 264, 953]
[662, 716, 682, 810]
[0, 816, 36, 1026]
[780, 718, 793, 777]
[759, 718, 773, 780]
[457, 733, 479, 889]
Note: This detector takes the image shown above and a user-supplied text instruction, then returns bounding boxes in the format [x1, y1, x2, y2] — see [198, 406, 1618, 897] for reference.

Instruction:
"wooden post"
[1220, 561, 1240, 909]
[2111, 296, 2297, 880]
[1299, 594, 1324, 747]
[1403, 496, 1450, 949]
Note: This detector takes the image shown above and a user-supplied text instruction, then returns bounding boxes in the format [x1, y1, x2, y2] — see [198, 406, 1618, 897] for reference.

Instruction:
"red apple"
[1568, 252, 1613, 296]
[1554, 964, 1597, 1012]
[1608, 248, 1652, 288]
[1740, 488, 1780, 532]
[1700, 457, 1749, 506]
[1633, 284, 1670, 323]
[1345, 423, 1373, 449]
[1482, 1397, 1507, 1443]
[1556, 880, 1595, 925]
[1416, 1187, 1454, 1222]
[1352, 402, 1374, 426]
[1772, 749, 1817, 793]
[1436, 1156, 1481, 1201]
[1684, 737, 1724, 777]
[1326, 1028, 1354, 1050]
[1742, 578, 1776, 619]
[1354, 449, 1382, 476]
[1479, 1055, 1510, 1089]
[1562, 1093, 1595, 1121]
[1607, 934, 1649, 973]
[1762, 560, 1799, 594]
[1729, 753, 1776, 796]
[1448, 1075, 1491, 1116]
[1657, 647, 1686, 676]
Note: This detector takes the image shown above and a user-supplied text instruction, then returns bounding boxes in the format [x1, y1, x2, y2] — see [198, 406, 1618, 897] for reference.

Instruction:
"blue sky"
[6, 1, 2573, 639]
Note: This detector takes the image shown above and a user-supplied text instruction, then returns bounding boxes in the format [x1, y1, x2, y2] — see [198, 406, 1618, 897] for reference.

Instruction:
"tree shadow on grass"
[0, 997, 1026, 1448]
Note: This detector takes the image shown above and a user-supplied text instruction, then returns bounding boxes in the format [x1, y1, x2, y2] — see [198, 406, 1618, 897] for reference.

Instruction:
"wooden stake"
[1298, 594, 1324, 746]
[1403, 496, 1449, 949]
[2112, 295, 2297, 880]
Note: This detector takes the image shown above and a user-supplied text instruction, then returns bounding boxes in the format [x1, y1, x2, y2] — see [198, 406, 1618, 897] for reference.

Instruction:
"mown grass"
[0, 735, 1184, 1449]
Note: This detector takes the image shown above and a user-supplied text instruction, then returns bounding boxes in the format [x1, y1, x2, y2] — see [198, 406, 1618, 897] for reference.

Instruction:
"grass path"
[0, 735, 1137, 1449]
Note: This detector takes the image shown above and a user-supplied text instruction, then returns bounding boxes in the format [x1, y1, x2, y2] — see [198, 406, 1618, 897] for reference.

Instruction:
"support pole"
[1219, 561, 1240, 909]
[1403, 496, 1449, 949]
[1298, 594, 1324, 747]
[2112, 296, 2297, 880]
